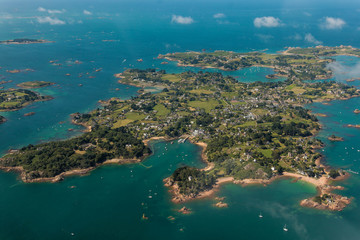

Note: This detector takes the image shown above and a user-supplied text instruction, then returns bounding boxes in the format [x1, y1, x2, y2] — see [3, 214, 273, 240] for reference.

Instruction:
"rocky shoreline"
[0, 158, 142, 183]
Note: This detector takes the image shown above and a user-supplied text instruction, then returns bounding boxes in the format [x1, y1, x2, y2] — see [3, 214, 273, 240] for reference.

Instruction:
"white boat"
[259, 212, 263, 218]
[283, 224, 288, 232]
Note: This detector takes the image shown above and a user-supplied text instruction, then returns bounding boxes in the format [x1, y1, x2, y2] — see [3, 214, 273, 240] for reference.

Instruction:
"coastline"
[0, 96, 54, 112]
[0, 158, 142, 183]
[166, 167, 352, 211]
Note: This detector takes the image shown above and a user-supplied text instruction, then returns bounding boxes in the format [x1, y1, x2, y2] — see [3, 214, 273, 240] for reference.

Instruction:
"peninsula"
[1, 46, 360, 211]
[0, 39, 53, 44]
[0, 89, 52, 111]
[158, 45, 360, 81]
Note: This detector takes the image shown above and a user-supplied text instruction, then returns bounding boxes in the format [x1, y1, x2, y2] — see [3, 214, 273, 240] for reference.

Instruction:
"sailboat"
[283, 224, 288, 232]
[259, 212, 263, 218]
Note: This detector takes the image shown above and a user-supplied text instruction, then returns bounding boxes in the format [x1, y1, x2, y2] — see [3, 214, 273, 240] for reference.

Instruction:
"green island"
[0, 39, 52, 44]
[0, 126, 150, 182]
[17, 81, 54, 89]
[1, 46, 359, 211]
[0, 89, 53, 111]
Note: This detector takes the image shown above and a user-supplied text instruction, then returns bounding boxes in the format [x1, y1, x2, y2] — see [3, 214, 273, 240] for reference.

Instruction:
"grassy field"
[285, 84, 306, 94]
[259, 149, 273, 158]
[154, 104, 170, 116]
[189, 89, 214, 95]
[188, 99, 220, 113]
[112, 112, 146, 128]
[112, 119, 134, 128]
[161, 74, 181, 83]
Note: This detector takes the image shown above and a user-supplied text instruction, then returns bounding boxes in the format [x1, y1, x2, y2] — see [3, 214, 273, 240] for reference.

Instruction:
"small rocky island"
[0, 115, 6, 124]
[17, 81, 54, 89]
[328, 135, 344, 141]
[0, 39, 52, 44]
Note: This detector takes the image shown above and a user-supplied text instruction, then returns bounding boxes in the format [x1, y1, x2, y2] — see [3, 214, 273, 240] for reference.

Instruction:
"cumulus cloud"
[213, 13, 226, 19]
[37, 7, 46, 12]
[171, 15, 194, 24]
[48, 9, 65, 14]
[254, 16, 282, 28]
[305, 33, 322, 45]
[37, 7, 65, 14]
[37, 16, 66, 25]
[263, 202, 309, 239]
[321, 17, 346, 30]
[83, 10, 92, 15]
[327, 61, 360, 81]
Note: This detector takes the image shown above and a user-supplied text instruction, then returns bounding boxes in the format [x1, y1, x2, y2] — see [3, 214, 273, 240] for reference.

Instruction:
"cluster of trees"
[1, 126, 150, 179]
[272, 121, 311, 137]
[329, 169, 340, 179]
[165, 116, 191, 137]
[313, 194, 331, 204]
[172, 166, 216, 196]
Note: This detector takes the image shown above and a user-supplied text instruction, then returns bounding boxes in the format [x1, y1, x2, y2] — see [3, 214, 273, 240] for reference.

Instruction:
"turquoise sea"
[1, 0, 360, 239]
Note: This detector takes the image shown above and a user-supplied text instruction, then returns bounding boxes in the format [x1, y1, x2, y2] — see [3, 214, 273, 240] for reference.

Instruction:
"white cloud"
[321, 17, 346, 30]
[37, 7, 46, 12]
[305, 33, 322, 45]
[328, 61, 360, 81]
[213, 13, 226, 19]
[303, 12, 312, 17]
[83, 10, 92, 15]
[0, 13, 13, 19]
[37, 7, 65, 14]
[37, 16, 66, 25]
[254, 16, 282, 28]
[171, 15, 194, 24]
[48, 9, 65, 14]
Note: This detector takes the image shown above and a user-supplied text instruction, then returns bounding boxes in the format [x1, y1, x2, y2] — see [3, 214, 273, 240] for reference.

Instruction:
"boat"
[283, 224, 288, 232]
[142, 213, 148, 220]
[259, 212, 263, 218]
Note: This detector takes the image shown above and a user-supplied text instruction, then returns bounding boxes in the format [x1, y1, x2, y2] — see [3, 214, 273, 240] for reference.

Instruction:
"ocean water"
[1, 0, 360, 239]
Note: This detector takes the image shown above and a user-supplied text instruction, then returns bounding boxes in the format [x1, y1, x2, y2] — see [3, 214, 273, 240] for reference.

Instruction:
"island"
[0, 126, 150, 182]
[0, 39, 53, 44]
[0, 115, 6, 124]
[0, 89, 53, 111]
[17, 81, 54, 89]
[23, 112, 35, 117]
[1, 46, 360, 211]
[328, 135, 344, 142]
